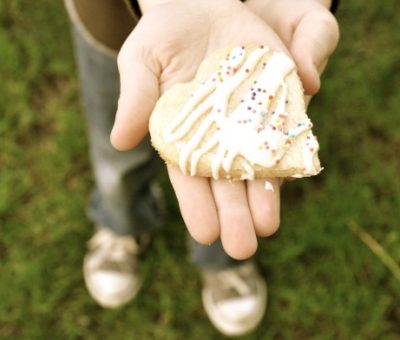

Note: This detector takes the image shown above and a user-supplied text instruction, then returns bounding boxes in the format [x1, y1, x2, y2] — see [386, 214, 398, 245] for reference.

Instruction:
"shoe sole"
[83, 256, 142, 309]
[202, 278, 267, 336]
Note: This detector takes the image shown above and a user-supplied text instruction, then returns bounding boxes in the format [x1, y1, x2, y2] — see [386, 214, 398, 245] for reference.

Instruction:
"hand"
[246, 0, 340, 96]
[111, 0, 288, 259]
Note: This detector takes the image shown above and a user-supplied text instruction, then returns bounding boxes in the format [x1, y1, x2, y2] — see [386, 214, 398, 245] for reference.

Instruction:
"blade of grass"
[348, 221, 400, 282]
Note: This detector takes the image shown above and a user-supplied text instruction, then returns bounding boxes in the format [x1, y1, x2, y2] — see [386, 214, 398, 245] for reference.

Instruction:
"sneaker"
[202, 262, 267, 336]
[83, 227, 145, 308]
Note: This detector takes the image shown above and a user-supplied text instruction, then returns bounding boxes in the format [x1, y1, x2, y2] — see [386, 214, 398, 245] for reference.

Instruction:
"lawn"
[1, 1, 399, 339]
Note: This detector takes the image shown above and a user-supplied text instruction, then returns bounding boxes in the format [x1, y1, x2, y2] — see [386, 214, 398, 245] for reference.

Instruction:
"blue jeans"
[70, 10, 240, 270]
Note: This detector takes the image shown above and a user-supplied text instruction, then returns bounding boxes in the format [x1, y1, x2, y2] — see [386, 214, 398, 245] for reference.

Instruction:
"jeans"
[70, 13, 240, 270]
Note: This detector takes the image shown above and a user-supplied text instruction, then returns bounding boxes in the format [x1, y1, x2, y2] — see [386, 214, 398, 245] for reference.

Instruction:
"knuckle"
[317, 11, 340, 47]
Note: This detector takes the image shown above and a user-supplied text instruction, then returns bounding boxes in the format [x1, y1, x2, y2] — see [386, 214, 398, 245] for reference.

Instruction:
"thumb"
[290, 11, 339, 95]
[110, 36, 160, 151]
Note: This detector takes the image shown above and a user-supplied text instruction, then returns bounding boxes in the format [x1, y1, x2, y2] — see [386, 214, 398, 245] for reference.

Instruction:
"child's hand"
[246, 0, 340, 95]
[111, 0, 290, 260]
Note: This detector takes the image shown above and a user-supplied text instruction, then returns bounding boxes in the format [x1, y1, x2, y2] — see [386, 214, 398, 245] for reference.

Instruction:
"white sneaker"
[202, 262, 267, 337]
[83, 227, 144, 308]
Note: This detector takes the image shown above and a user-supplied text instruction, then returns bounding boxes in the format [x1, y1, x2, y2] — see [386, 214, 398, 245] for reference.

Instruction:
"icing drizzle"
[163, 46, 319, 179]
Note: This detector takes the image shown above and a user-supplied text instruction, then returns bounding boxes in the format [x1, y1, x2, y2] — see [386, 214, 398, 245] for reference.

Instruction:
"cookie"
[149, 45, 322, 180]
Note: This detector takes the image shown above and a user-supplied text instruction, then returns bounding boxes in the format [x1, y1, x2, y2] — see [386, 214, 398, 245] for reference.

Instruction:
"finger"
[167, 165, 220, 244]
[247, 178, 281, 237]
[211, 179, 257, 260]
[290, 10, 339, 95]
[110, 33, 161, 151]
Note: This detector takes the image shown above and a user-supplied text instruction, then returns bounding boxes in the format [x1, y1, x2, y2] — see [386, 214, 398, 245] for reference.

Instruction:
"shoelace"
[88, 229, 140, 270]
[210, 264, 254, 297]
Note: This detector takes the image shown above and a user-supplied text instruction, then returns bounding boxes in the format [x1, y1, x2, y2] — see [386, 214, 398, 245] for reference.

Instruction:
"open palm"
[111, 0, 291, 259]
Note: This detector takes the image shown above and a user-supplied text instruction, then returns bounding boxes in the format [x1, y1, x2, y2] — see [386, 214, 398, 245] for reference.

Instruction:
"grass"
[1, 0, 400, 339]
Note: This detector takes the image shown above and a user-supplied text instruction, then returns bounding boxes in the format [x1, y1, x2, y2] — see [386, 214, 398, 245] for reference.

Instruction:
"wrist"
[137, 0, 240, 14]
[137, 0, 175, 13]
[245, 0, 338, 15]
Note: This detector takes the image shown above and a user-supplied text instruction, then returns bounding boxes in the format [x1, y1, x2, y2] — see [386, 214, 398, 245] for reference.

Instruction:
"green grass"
[1, 1, 400, 339]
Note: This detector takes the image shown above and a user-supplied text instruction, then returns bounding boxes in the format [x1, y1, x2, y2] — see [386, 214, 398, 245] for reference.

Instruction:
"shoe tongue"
[221, 271, 252, 296]
[218, 296, 257, 320]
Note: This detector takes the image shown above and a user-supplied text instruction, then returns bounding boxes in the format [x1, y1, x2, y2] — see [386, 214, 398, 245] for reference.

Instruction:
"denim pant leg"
[72, 26, 162, 236]
[71, 16, 241, 269]
[189, 238, 247, 270]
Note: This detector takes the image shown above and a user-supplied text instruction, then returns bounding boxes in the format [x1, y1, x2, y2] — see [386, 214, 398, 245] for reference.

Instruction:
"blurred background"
[1, 1, 399, 339]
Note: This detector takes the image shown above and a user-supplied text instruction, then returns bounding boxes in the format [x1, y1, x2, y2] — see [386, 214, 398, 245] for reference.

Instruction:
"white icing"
[304, 132, 319, 173]
[291, 131, 320, 178]
[163, 46, 319, 179]
[264, 181, 274, 192]
[241, 161, 255, 180]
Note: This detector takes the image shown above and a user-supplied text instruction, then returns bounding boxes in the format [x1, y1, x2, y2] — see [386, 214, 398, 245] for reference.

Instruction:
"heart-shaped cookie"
[150, 45, 322, 180]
